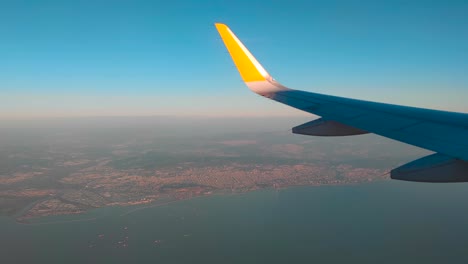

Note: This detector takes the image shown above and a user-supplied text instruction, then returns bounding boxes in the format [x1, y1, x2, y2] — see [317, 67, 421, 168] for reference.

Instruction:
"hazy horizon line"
[0, 113, 312, 121]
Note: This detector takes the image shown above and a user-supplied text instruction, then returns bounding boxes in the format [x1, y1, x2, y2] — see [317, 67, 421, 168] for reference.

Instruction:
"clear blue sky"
[2, 0, 468, 119]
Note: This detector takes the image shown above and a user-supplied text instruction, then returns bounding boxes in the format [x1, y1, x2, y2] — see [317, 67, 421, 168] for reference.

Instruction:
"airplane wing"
[215, 23, 468, 182]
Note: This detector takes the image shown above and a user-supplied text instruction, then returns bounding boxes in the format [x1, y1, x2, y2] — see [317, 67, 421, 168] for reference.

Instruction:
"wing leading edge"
[215, 23, 468, 182]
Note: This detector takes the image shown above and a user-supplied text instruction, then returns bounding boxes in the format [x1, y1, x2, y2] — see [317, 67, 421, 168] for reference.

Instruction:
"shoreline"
[10, 180, 387, 225]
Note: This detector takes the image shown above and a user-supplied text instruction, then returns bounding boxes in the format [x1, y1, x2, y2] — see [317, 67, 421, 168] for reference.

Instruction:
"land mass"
[0, 117, 427, 221]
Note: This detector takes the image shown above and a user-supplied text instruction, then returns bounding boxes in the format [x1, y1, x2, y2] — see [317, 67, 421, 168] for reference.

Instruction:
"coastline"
[11, 180, 388, 225]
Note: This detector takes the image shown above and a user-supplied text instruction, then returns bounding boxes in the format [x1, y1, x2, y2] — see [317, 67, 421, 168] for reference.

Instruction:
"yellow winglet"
[215, 23, 270, 83]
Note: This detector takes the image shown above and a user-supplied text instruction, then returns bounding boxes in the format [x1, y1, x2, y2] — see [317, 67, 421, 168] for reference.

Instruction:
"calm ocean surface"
[3, 181, 468, 264]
